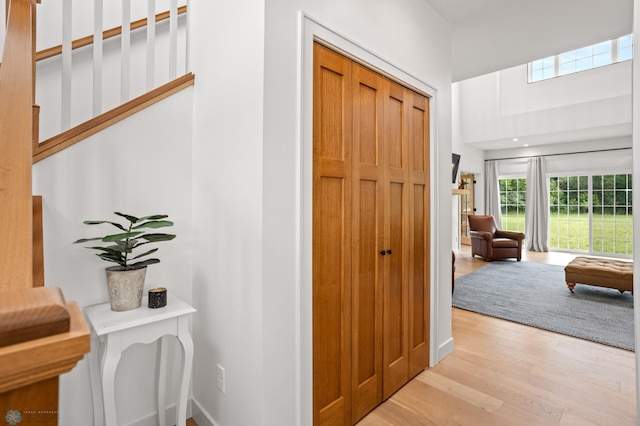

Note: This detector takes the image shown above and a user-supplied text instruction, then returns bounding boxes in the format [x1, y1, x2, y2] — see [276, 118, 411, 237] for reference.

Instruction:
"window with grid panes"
[592, 174, 633, 255]
[499, 178, 526, 233]
[529, 35, 632, 82]
[549, 174, 632, 256]
[549, 176, 589, 251]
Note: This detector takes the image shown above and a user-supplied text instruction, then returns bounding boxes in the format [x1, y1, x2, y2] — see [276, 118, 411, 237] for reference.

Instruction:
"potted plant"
[75, 212, 176, 311]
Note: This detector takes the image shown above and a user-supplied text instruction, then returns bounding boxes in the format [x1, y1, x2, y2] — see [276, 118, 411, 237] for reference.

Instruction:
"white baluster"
[146, 0, 156, 91]
[185, 0, 190, 72]
[61, 0, 72, 131]
[121, 0, 131, 103]
[169, 0, 177, 79]
[93, 0, 104, 116]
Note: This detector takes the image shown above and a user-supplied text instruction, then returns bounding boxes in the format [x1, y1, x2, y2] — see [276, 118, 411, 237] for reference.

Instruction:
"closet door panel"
[382, 80, 410, 399]
[386, 88, 404, 170]
[383, 181, 409, 398]
[410, 101, 426, 172]
[409, 93, 429, 176]
[407, 92, 430, 376]
[351, 179, 381, 420]
[409, 182, 429, 375]
[313, 43, 353, 426]
[351, 64, 384, 422]
[385, 82, 407, 186]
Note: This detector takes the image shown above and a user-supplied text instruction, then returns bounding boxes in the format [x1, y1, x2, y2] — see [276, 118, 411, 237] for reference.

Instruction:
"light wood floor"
[358, 246, 637, 425]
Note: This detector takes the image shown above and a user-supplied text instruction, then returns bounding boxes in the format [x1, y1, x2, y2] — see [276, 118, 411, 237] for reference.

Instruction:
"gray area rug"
[452, 261, 635, 351]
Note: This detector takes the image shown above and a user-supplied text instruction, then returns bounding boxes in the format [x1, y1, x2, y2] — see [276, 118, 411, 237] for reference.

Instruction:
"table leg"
[157, 335, 170, 426]
[89, 333, 105, 426]
[175, 317, 194, 426]
[101, 336, 122, 426]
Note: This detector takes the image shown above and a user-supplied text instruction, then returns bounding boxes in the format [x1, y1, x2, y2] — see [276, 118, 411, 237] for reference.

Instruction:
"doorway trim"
[297, 12, 444, 425]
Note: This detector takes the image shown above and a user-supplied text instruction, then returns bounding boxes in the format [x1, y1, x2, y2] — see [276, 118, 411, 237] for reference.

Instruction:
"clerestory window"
[529, 35, 633, 83]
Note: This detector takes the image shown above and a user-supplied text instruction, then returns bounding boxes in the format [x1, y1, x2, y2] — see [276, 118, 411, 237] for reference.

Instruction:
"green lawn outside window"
[498, 174, 633, 256]
[503, 212, 632, 255]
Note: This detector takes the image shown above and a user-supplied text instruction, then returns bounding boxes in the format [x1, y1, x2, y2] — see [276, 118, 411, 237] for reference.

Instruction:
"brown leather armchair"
[468, 215, 525, 261]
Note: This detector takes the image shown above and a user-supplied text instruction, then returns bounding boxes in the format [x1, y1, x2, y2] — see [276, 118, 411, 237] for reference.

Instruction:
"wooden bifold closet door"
[313, 43, 431, 426]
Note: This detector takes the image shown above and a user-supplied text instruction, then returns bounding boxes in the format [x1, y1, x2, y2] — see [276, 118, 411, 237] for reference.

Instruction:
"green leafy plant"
[74, 212, 176, 271]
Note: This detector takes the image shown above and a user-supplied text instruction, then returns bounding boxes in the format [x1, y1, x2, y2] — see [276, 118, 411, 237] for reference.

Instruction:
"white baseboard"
[191, 397, 218, 426]
[437, 336, 454, 362]
[124, 400, 193, 426]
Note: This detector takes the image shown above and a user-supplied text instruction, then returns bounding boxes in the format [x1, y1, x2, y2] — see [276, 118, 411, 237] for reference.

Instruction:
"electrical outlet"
[216, 363, 226, 394]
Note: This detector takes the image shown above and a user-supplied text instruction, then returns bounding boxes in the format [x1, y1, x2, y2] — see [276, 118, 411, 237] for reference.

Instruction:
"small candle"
[148, 287, 167, 309]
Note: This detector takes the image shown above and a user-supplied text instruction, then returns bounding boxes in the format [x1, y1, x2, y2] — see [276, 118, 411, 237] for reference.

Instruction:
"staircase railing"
[29, 0, 193, 162]
[0, 0, 35, 290]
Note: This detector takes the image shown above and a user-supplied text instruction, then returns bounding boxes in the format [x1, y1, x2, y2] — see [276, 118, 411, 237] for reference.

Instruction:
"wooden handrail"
[33, 72, 195, 163]
[0, 0, 35, 290]
[36, 5, 187, 62]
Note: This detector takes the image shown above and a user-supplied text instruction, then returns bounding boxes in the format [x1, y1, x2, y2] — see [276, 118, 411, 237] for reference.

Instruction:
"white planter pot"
[105, 266, 147, 311]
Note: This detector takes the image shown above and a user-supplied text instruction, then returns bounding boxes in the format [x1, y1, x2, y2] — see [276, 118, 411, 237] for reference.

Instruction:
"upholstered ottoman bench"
[564, 256, 633, 294]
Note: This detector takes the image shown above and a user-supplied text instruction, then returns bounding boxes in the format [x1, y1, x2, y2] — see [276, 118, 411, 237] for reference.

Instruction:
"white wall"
[632, 1, 640, 419]
[457, 61, 632, 150]
[190, 0, 453, 425]
[189, 1, 265, 425]
[452, 81, 485, 237]
[32, 88, 194, 425]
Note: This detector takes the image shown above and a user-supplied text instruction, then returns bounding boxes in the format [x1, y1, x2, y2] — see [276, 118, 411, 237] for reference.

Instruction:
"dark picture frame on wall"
[452, 153, 461, 183]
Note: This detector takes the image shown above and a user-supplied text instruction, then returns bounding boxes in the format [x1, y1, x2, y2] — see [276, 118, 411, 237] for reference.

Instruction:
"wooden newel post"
[0, 2, 90, 424]
[0, 0, 35, 291]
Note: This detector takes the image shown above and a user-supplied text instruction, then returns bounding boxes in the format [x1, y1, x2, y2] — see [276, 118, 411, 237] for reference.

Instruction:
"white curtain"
[525, 156, 549, 251]
[484, 160, 502, 228]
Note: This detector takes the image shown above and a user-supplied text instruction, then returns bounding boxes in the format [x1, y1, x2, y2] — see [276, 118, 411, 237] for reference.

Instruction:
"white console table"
[85, 292, 196, 426]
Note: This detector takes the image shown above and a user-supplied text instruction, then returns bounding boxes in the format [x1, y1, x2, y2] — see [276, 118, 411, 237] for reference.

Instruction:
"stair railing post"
[169, 0, 177, 79]
[61, 0, 71, 131]
[120, 0, 130, 103]
[93, 0, 103, 116]
[146, 0, 155, 91]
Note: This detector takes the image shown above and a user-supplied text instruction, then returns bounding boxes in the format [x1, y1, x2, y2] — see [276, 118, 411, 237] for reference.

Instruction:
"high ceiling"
[427, 0, 517, 24]
[426, 0, 632, 82]
[426, 0, 633, 151]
